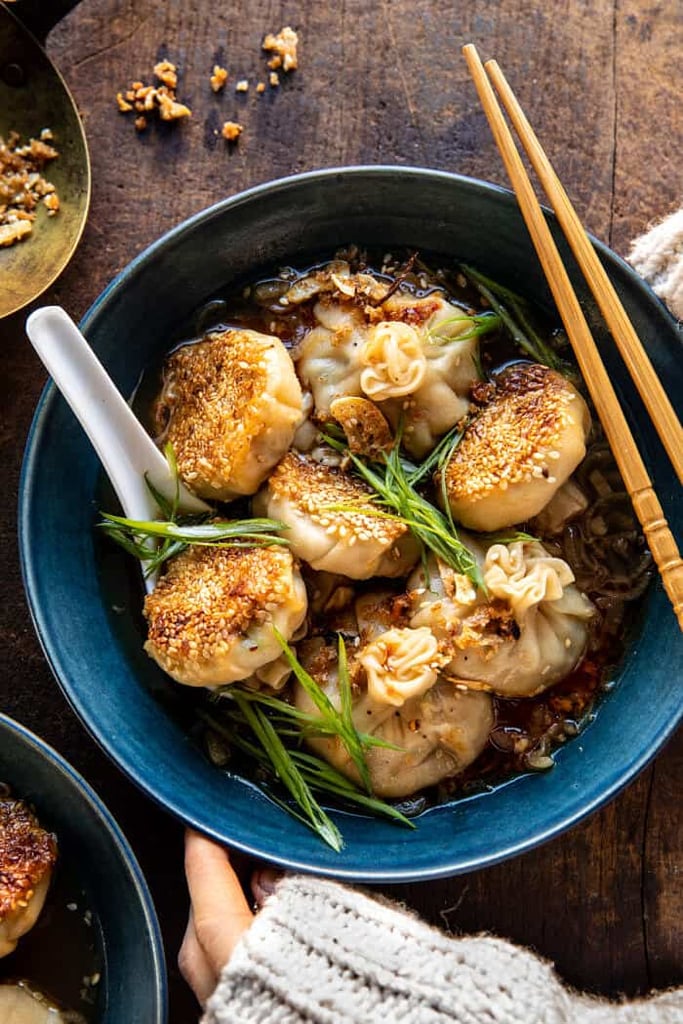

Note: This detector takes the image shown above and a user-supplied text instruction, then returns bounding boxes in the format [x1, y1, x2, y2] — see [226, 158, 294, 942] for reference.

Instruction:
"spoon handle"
[26, 306, 209, 521]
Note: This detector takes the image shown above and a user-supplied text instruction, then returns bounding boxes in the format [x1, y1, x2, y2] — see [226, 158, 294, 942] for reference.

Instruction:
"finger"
[178, 910, 219, 1007]
[251, 867, 283, 909]
[184, 830, 254, 970]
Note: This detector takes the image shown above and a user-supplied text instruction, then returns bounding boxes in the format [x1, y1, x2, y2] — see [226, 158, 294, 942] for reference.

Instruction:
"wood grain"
[0, 1, 679, 1020]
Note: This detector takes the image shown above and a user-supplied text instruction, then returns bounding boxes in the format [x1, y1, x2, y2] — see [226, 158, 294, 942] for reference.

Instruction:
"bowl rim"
[19, 164, 683, 882]
[0, 712, 167, 1020]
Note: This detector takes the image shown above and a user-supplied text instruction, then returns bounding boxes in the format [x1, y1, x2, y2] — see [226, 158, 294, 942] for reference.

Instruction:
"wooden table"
[2, 1, 681, 1019]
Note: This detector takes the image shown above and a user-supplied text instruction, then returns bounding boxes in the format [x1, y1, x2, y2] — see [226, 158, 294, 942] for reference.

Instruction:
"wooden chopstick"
[462, 43, 683, 629]
[485, 58, 683, 486]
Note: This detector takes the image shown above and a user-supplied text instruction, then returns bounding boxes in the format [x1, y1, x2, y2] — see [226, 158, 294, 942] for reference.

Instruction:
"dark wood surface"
[2, 1, 681, 1020]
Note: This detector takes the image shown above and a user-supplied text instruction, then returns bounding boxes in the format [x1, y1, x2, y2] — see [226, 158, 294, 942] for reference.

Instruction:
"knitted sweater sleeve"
[202, 875, 682, 1024]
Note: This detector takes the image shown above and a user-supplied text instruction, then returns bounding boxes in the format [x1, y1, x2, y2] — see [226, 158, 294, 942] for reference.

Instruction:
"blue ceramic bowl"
[19, 167, 683, 882]
[0, 714, 166, 1022]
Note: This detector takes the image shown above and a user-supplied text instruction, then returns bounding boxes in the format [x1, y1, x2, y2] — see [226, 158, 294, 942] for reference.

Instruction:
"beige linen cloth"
[203, 208, 683, 1024]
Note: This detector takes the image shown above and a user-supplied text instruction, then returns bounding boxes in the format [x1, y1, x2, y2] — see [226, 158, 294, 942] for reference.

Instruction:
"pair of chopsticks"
[463, 44, 683, 631]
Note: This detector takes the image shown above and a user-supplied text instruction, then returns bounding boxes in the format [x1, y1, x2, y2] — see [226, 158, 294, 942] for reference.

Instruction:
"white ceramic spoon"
[26, 306, 210, 591]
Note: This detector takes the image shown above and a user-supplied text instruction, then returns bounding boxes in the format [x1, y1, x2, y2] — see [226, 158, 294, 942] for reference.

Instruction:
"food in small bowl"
[0, 715, 165, 1022]
[20, 167, 683, 880]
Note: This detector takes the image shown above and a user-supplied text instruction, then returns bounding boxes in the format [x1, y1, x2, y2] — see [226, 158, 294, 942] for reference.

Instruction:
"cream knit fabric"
[203, 875, 682, 1024]
[202, 210, 683, 1024]
[629, 206, 683, 320]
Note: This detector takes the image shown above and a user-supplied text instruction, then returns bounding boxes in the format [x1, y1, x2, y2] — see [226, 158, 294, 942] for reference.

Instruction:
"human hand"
[179, 830, 280, 1005]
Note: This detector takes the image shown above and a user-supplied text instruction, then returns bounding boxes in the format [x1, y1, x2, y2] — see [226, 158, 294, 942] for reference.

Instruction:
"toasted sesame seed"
[444, 363, 586, 503]
[265, 453, 409, 547]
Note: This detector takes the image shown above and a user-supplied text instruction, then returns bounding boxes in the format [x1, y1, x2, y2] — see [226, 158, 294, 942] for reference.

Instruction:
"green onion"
[198, 632, 416, 848]
[427, 310, 501, 345]
[230, 695, 344, 851]
[99, 443, 289, 576]
[324, 429, 484, 589]
[461, 263, 567, 372]
[274, 629, 374, 793]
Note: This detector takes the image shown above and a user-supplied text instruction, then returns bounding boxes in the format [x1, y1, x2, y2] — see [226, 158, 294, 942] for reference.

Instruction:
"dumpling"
[294, 271, 481, 458]
[153, 328, 303, 500]
[0, 984, 76, 1023]
[144, 545, 307, 687]
[295, 635, 493, 799]
[409, 540, 595, 698]
[358, 626, 444, 706]
[371, 294, 481, 457]
[0, 797, 57, 958]
[442, 362, 590, 531]
[293, 298, 366, 419]
[253, 452, 420, 579]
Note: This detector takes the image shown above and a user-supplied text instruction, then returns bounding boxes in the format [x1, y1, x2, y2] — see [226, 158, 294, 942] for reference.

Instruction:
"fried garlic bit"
[116, 60, 191, 131]
[221, 121, 243, 141]
[154, 328, 302, 500]
[0, 130, 59, 247]
[144, 545, 307, 687]
[210, 64, 228, 92]
[0, 796, 57, 957]
[329, 396, 393, 459]
[443, 362, 590, 531]
[262, 26, 299, 72]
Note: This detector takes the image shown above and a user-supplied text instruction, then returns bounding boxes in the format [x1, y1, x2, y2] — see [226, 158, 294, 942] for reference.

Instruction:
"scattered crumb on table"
[116, 60, 192, 131]
[262, 26, 299, 72]
[210, 65, 228, 92]
[221, 121, 244, 142]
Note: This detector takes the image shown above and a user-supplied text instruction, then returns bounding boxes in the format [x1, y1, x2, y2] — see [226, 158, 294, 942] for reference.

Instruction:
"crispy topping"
[0, 132, 59, 247]
[221, 120, 244, 141]
[153, 60, 178, 89]
[144, 546, 297, 668]
[267, 453, 409, 546]
[116, 61, 192, 130]
[262, 26, 299, 72]
[445, 363, 583, 500]
[210, 65, 228, 92]
[329, 396, 393, 458]
[0, 798, 56, 920]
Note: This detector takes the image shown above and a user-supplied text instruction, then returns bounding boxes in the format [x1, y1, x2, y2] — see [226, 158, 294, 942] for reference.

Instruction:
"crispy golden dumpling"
[0, 797, 56, 958]
[254, 452, 420, 579]
[442, 362, 590, 531]
[295, 636, 493, 799]
[144, 545, 307, 687]
[154, 328, 303, 500]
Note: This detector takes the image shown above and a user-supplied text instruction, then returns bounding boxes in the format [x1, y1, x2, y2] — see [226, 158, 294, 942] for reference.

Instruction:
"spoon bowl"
[26, 306, 209, 589]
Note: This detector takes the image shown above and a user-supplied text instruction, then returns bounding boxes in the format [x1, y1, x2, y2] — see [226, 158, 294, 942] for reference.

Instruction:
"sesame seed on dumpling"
[254, 452, 420, 579]
[143, 545, 307, 688]
[443, 362, 590, 532]
[154, 328, 303, 500]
